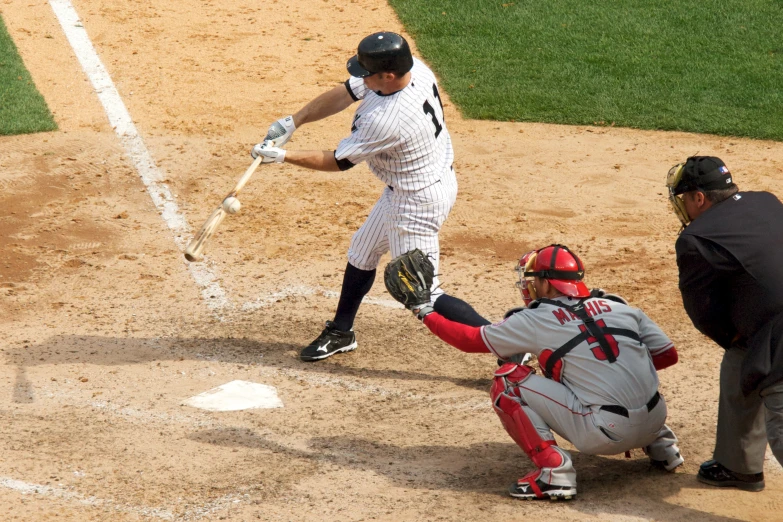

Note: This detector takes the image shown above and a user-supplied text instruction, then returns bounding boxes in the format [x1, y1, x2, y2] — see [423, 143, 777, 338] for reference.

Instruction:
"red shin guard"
[491, 365, 562, 469]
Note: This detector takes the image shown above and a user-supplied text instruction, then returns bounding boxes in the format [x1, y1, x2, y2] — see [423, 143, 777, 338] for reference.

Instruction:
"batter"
[251, 31, 483, 361]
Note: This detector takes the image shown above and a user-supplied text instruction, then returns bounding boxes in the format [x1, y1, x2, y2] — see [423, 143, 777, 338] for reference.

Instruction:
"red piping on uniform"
[652, 346, 678, 370]
[651, 341, 675, 355]
[518, 385, 594, 417]
[480, 327, 502, 357]
[422, 312, 490, 353]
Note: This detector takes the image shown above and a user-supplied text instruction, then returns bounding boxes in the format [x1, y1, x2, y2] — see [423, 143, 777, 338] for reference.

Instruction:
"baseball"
[223, 197, 241, 214]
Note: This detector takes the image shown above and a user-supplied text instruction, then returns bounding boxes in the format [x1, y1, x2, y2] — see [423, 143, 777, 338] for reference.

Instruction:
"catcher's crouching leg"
[643, 424, 684, 471]
[491, 363, 577, 500]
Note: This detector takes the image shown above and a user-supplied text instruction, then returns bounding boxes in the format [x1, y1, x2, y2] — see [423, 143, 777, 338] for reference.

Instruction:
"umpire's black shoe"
[697, 460, 765, 492]
[300, 321, 357, 362]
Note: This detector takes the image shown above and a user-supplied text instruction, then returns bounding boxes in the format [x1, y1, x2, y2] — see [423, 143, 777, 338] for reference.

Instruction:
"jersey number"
[578, 321, 621, 361]
[422, 84, 444, 138]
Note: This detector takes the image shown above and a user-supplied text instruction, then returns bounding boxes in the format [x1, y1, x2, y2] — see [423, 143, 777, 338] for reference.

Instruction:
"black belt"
[600, 392, 660, 418]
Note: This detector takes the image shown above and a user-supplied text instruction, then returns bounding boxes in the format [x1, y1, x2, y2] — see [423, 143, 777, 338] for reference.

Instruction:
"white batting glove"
[264, 115, 296, 147]
[251, 143, 286, 163]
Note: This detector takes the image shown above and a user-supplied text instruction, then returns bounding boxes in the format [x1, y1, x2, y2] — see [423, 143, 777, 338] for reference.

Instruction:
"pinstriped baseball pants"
[347, 175, 457, 298]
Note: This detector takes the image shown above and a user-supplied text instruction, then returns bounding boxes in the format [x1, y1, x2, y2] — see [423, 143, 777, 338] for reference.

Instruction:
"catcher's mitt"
[384, 249, 435, 310]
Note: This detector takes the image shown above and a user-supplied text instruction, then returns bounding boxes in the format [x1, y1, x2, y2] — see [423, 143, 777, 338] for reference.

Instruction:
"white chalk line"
[8, 391, 250, 519]
[26, 381, 783, 519]
[44, 376, 783, 476]
[0, 476, 176, 520]
[0, 476, 245, 520]
[45, 0, 405, 316]
[41, 372, 488, 423]
[41, 382, 486, 479]
[241, 285, 404, 311]
[49, 0, 229, 311]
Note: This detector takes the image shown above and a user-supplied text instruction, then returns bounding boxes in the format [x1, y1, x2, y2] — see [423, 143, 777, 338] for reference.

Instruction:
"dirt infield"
[2, 0, 783, 520]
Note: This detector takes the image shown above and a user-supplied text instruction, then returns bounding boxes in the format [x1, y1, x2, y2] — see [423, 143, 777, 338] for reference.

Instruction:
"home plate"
[183, 380, 283, 411]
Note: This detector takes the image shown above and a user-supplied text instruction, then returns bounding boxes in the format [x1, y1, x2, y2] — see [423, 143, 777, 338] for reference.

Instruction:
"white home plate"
[183, 380, 283, 411]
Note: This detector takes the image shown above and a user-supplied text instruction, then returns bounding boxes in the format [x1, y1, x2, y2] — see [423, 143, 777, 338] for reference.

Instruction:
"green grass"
[389, 0, 783, 140]
[0, 15, 57, 136]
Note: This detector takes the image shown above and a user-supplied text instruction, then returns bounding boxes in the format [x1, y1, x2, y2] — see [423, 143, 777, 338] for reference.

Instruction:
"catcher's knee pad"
[491, 363, 534, 403]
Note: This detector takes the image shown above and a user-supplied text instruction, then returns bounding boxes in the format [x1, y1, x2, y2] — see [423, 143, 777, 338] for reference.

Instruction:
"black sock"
[333, 263, 376, 332]
[433, 294, 491, 326]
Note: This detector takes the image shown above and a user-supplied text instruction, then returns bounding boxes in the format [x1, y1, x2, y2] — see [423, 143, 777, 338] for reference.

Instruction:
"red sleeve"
[422, 312, 491, 353]
[652, 346, 678, 370]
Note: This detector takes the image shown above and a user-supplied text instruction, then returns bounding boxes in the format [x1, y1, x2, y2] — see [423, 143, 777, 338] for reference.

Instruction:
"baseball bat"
[184, 155, 264, 262]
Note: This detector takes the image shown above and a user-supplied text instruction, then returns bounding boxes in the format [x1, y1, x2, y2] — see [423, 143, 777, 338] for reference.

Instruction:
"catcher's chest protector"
[533, 297, 641, 381]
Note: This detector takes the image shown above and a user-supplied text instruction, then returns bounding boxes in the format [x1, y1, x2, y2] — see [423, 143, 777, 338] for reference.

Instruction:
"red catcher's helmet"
[522, 244, 590, 300]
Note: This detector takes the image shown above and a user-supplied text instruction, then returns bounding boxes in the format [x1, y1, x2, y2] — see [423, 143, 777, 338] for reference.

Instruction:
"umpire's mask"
[666, 162, 691, 227]
[666, 156, 734, 227]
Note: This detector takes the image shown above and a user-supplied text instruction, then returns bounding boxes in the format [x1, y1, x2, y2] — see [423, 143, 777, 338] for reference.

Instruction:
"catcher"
[384, 246, 683, 500]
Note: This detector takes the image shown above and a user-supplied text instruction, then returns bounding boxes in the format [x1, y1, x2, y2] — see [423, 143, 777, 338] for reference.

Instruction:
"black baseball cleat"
[508, 469, 576, 501]
[509, 480, 576, 501]
[300, 321, 357, 362]
[697, 460, 765, 492]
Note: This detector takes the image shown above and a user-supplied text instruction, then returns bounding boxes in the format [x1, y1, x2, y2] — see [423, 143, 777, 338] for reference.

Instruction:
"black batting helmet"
[346, 32, 413, 78]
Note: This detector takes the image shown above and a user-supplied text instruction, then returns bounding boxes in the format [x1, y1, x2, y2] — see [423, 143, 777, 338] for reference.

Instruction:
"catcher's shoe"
[508, 448, 577, 500]
[300, 321, 357, 362]
[643, 444, 684, 472]
[697, 460, 765, 492]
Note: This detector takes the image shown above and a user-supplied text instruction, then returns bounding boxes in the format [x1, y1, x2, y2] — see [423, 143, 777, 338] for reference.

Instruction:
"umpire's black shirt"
[676, 191, 783, 393]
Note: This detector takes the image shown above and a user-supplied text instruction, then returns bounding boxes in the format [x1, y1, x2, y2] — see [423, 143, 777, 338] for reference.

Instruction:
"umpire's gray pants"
[714, 347, 783, 473]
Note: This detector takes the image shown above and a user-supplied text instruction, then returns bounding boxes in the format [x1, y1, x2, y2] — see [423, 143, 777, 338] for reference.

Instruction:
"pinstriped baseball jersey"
[337, 58, 454, 192]
[481, 296, 674, 409]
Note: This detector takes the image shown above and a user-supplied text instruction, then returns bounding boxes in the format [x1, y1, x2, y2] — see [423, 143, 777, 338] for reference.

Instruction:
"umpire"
[668, 156, 783, 491]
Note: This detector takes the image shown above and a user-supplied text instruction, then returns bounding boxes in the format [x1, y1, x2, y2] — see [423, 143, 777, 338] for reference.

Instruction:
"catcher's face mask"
[666, 162, 692, 227]
[515, 250, 538, 306]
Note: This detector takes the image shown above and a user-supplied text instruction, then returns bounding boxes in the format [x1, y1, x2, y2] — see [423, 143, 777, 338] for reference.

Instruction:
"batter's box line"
[0, 477, 176, 520]
[49, 0, 230, 313]
[0, 476, 246, 520]
[240, 285, 404, 311]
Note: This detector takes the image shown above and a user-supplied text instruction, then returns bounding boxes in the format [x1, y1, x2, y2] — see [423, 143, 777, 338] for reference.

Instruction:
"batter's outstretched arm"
[283, 150, 341, 172]
[293, 84, 356, 127]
